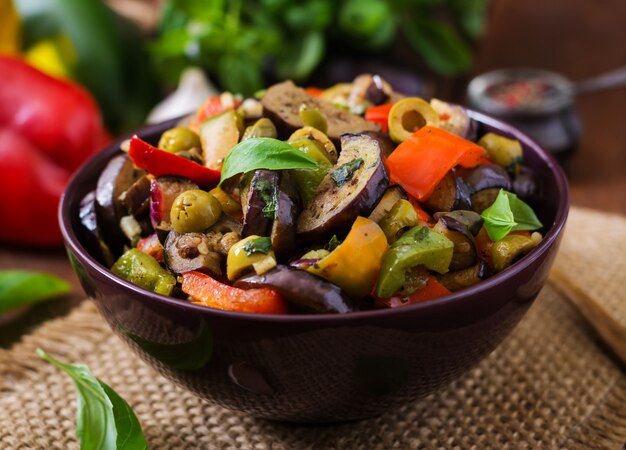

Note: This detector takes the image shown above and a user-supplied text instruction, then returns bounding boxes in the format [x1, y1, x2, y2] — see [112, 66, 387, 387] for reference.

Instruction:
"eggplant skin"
[234, 265, 356, 313]
[95, 154, 142, 254]
[422, 172, 471, 213]
[297, 133, 389, 241]
[241, 170, 278, 237]
[79, 191, 115, 267]
[271, 172, 301, 261]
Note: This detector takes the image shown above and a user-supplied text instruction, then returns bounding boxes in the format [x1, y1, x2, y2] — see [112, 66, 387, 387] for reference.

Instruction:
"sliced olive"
[478, 133, 523, 173]
[242, 117, 277, 140]
[378, 199, 419, 243]
[388, 97, 440, 143]
[299, 105, 328, 134]
[288, 126, 338, 163]
[170, 190, 223, 233]
[158, 127, 201, 154]
[491, 233, 542, 272]
[227, 235, 277, 281]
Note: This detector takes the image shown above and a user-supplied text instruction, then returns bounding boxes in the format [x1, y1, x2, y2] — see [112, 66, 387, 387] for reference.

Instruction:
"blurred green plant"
[151, 0, 489, 95]
[15, 0, 160, 133]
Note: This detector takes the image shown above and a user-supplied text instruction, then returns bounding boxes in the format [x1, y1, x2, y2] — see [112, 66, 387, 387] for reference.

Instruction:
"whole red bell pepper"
[0, 57, 109, 247]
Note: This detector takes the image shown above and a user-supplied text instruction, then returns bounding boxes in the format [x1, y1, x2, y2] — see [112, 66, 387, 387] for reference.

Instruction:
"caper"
[242, 118, 277, 140]
[170, 189, 223, 233]
[158, 127, 201, 154]
[388, 97, 440, 143]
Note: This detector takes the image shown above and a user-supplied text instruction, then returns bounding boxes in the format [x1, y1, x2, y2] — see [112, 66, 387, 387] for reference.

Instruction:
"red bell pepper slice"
[181, 271, 288, 314]
[365, 103, 393, 133]
[190, 95, 240, 131]
[305, 87, 324, 97]
[375, 276, 451, 308]
[386, 125, 488, 201]
[407, 195, 433, 225]
[128, 135, 220, 188]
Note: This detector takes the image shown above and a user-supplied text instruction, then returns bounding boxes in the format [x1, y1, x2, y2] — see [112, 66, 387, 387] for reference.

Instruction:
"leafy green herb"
[330, 158, 363, 187]
[481, 189, 542, 241]
[37, 348, 147, 450]
[253, 178, 278, 219]
[243, 237, 273, 256]
[325, 235, 342, 252]
[0, 271, 70, 314]
[219, 138, 318, 186]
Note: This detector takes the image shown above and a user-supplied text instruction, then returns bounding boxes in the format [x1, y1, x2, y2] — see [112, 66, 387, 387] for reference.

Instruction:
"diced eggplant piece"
[361, 130, 396, 158]
[297, 133, 389, 240]
[207, 213, 243, 235]
[430, 99, 477, 140]
[365, 74, 390, 105]
[438, 260, 491, 292]
[422, 171, 472, 213]
[150, 176, 199, 232]
[368, 186, 406, 223]
[271, 172, 301, 261]
[164, 231, 222, 275]
[261, 80, 379, 144]
[433, 210, 483, 236]
[463, 164, 512, 193]
[119, 175, 151, 217]
[78, 191, 115, 266]
[241, 170, 279, 237]
[513, 166, 542, 204]
[95, 154, 145, 253]
[234, 265, 356, 313]
[461, 164, 512, 214]
[433, 217, 477, 271]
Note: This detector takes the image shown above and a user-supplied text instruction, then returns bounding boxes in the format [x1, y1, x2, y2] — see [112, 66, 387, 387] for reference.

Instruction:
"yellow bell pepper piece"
[0, 0, 20, 54]
[227, 235, 277, 281]
[307, 217, 388, 298]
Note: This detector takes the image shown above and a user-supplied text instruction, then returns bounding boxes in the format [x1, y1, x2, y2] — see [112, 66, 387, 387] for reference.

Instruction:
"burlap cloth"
[1, 207, 625, 449]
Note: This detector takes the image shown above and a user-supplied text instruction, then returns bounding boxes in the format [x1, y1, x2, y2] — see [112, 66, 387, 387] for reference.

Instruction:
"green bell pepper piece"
[376, 226, 453, 297]
[112, 249, 176, 296]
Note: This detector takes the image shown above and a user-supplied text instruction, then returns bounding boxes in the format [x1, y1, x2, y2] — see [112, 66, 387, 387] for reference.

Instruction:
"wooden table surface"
[1, 0, 625, 344]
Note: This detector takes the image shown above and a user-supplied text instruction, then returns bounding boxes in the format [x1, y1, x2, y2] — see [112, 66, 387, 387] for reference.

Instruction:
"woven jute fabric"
[1, 207, 625, 449]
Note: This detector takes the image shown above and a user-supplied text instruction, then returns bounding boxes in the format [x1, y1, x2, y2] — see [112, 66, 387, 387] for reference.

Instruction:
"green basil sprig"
[38, 349, 147, 450]
[481, 189, 543, 241]
[0, 271, 70, 314]
[219, 138, 318, 185]
[243, 237, 272, 256]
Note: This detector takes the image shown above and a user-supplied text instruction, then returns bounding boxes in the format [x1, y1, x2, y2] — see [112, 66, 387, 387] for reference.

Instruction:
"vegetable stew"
[82, 75, 544, 314]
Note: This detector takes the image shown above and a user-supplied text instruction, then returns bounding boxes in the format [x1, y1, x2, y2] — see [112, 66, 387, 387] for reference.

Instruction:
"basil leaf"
[37, 349, 147, 450]
[0, 271, 70, 314]
[330, 158, 363, 187]
[243, 237, 272, 256]
[253, 178, 278, 219]
[325, 235, 342, 252]
[503, 191, 543, 231]
[481, 189, 542, 241]
[480, 190, 517, 241]
[219, 138, 318, 185]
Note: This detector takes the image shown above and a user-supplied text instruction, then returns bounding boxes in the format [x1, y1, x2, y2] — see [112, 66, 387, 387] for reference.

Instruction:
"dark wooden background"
[1, 0, 625, 344]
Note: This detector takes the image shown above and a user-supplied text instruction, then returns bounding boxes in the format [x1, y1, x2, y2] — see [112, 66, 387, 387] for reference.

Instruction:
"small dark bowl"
[59, 112, 569, 423]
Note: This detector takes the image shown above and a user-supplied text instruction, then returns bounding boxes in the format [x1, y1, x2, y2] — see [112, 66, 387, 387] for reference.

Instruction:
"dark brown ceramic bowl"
[59, 111, 569, 423]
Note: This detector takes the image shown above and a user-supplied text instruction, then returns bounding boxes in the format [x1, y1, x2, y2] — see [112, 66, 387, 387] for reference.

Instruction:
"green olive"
[288, 126, 338, 163]
[242, 118, 277, 140]
[299, 105, 328, 134]
[478, 133, 523, 173]
[158, 127, 201, 154]
[388, 97, 439, 143]
[170, 189, 223, 233]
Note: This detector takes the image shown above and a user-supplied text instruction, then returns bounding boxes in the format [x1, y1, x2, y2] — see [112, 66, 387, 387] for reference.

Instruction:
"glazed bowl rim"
[59, 110, 569, 324]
